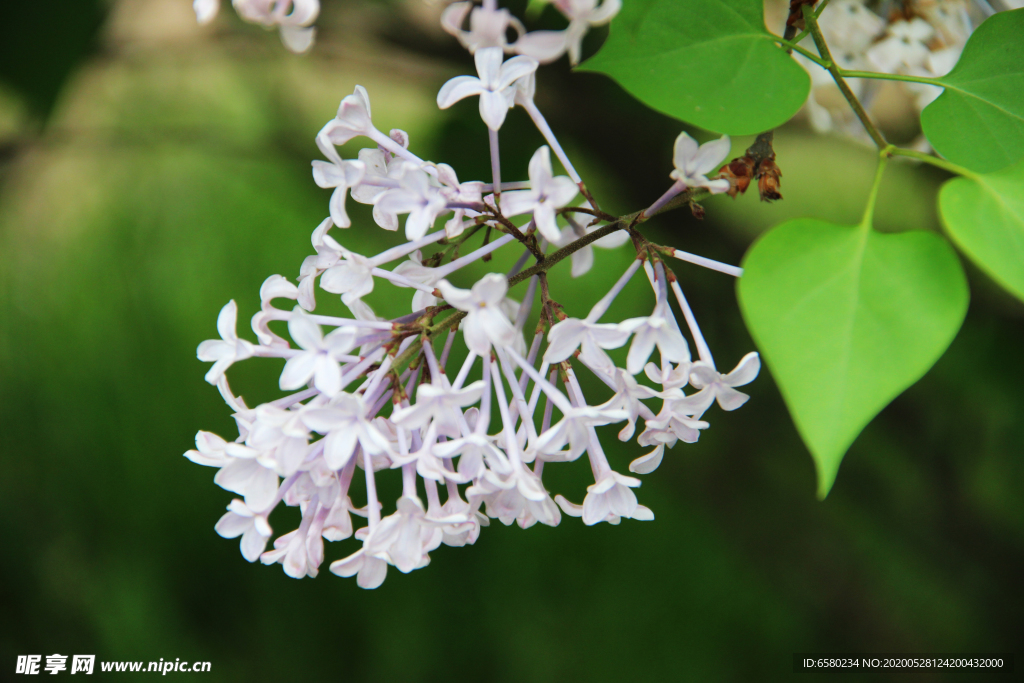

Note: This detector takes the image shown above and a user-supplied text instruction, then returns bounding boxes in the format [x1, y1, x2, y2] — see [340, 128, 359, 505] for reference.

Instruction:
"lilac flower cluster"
[188, 0, 759, 588]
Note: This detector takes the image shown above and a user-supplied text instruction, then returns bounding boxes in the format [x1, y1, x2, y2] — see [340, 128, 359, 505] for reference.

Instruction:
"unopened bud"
[717, 157, 755, 199]
[756, 159, 783, 202]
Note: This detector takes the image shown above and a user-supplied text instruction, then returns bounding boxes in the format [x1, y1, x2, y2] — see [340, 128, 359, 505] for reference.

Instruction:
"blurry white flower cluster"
[193, 0, 320, 53]
[442, 0, 621, 66]
[791, 0, 1021, 138]
[188, 0, 758, 588]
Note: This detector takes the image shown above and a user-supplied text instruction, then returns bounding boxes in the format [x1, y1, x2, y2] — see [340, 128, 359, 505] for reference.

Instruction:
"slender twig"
[837, 70, 942, 86]
[803, 4, 887, 149]
[389, 181, 716, 375]
[885, 145, 979, 180]
[559, 205, 617, 222]
[775, 38, 829, 65]
[487, 210, 545, 260]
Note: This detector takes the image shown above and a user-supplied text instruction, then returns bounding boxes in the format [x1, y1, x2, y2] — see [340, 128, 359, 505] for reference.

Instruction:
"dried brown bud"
[756, 158, 783, 202]
[689, 201, 705, 220]
[717, 156, 755, 199]
[785, 0, 818, 29]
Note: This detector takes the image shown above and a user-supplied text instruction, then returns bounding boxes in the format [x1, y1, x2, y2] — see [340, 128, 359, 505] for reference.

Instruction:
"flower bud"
[717, 156, 755, 199]
[756, 158, 783, 202]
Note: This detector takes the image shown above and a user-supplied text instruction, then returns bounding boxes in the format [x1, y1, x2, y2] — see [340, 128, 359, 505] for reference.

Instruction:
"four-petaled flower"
[215, 499, 273, 562]
[279, 309, 359, 396]
[437, 274, 517, 356]
[312, 156, 365, 229]
[373, 162, 450, 240]
[670, 132, 733, 195]
[437, 47, 538, 131]
[687, 352, 761, 413]
[499, 146, 579, 243]
[197, 300, 255, 384]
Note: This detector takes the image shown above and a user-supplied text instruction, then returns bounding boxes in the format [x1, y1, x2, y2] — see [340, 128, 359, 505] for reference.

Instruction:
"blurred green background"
[1, 1, 1021, 680]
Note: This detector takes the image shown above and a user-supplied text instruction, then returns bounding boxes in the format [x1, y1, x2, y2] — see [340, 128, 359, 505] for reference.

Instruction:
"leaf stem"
[836, 70, 943, 87]
[885, 146, 980, 180]
[860, 152, 889, 230]
[802, 4, 888, 150]
[775, 38, 829, 65]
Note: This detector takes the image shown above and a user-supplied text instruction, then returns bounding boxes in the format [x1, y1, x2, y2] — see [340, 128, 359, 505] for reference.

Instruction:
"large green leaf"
[582, 0, 809, 135]
[738, 220, 968, 498]
[921, 9, 1024, 173]
[939, 159, 1024, 302]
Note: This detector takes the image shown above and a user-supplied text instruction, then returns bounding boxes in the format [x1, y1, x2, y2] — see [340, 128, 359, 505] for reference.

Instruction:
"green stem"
[836, 70, 943, 87]
[775, 39, 829, 65]
[885, 146, 980, 180]
[860, 152, 888, 230]
[803, 4, 887, 150]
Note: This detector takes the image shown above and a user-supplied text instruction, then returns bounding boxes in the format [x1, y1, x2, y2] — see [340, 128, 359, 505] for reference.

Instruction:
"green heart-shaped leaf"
[921, 9, 1024, 173]
[939, 158, 1024, 302]
[738, 220, 968, 498]
[582, 0, 809, 135]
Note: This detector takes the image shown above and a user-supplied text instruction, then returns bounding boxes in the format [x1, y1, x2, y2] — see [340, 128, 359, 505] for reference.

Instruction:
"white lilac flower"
[441, 1, 526, 54]
[330, 547, 389, 589]
[373, 162, 449, 240]
[436, 47, 538, 131]
[555, 470, 651, 526]
[193, 0, 219, 24]
[544, 317, 630, 371]
[867, 18, 936, 73]
[261, 525, 319, 579]
[621, 296, 691, 376]
[311, 156, 365, 229]
[553, 0, 622, 65]
[639, 400, 709, 447]
[392, 251, 440, 311]
[294, 218, 339, 311]
[215, 499, 273, 562]
[687, 352, 762, 413]
[437, 274, 517, 356]
[469, 462, 561, 528]
[432, 163, 484, 238]
[246, 404, 311, 476]
[319, 248, 376, 306]
[603, 368, 659, 441]
[534, 400, 627, 461]
[317, 86, 376, 160]
[391, 380, 486, 437]
[278, 309, 359, 396]
[429, 493, 486, 547]
[817, 0, 886, 53]
[499, 146, 579, 243]
[551, 214, 630, 278]
[190, 6, 759, 588]
[301, 394, 394, 470]
[363, 495, 442, 573]
[193, 0, 320, 54]
[213, 456, 279, 513]
[670, 132, 732, 194]
[644, 132, 732, 217]
[628, 444, 666, 475]
[197, 301, 255, 384]
[185, 430, 254, 468]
